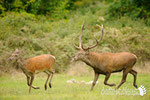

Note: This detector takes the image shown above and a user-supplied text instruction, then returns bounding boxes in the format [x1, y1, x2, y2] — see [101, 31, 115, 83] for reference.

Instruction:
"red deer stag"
[72, 24, 138, 91]
[8, 49, 55, 93]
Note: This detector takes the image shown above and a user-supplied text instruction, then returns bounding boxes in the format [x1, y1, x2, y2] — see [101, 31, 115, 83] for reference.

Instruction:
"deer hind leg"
[26, 75, 39, 89]
[116, 68, 131, 89]
[90, 72, 99, 91]
[44, 71, 51, 90]
[48, 70, 55, 88]
[104, 73, 116, 87]
[129, 69, 138, 88]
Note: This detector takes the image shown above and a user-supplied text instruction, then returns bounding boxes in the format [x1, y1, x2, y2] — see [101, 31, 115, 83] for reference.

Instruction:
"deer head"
[8, 49, 22, 69]
[8, 49, 21, 61]
[72, 24, 104, 62]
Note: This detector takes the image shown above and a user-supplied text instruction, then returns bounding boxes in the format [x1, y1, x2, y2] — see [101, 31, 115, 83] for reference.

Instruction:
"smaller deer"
[8, 49, 55, 93]
[72, 24, 138, 91]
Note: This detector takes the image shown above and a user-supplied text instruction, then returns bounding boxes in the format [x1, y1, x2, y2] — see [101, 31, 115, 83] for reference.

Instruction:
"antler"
[73, 24, 104, 50]
[79, 24, 84, 48]
[73, 37, 81, 50]
[73, 24, 84, 50]
[83, 24, 104, 50]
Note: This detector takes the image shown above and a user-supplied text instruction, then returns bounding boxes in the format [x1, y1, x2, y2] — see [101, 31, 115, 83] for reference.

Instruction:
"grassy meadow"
[0, 72, 149, 100]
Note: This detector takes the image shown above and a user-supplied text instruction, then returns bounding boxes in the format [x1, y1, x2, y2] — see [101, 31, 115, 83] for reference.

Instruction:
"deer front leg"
[90, 72, 99, 91]
[27, 76, 30, 86]
[29, 75, 34, 94]
[104, 73, 116, 86]
[26, 75, 40, 89]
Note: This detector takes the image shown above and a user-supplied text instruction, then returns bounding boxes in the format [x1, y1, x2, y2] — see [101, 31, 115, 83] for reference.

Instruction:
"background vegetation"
[0, 0, 150, 73]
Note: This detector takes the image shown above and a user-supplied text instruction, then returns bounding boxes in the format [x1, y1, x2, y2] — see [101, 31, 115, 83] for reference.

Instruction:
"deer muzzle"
[71, 57, 77, 62]
[8, 57, 12, 61]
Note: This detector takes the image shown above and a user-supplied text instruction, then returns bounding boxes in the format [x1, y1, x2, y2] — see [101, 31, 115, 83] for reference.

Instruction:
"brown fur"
[87, 52, 137, 74]
[73, 50, 138, 90]
[9, 49, 55, 93]
[72, 24, 138, 91]
[24, 54, 55, 73]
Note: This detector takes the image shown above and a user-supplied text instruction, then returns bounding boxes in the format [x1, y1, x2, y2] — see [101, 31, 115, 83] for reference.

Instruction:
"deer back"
[24, 54, 55, 73]
[87, 52, 137, 73]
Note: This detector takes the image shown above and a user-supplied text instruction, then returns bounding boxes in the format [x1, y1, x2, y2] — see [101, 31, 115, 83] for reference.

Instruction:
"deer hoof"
[45, 85, 47, 90]
[134, 85, 138, 88]
[49, 83, 52, 88]
[90, 89, 93, 91]
[112, 83, 116, 86]
[35, 87, 40, 89]
[115, 87, 117, 90]
[107, 83, 116, 87]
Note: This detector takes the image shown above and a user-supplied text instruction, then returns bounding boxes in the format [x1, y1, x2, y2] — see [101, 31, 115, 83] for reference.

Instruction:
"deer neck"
[82, 51, 99, 68]
[81, 52, 94, 67]
[16, 58, 29, 76]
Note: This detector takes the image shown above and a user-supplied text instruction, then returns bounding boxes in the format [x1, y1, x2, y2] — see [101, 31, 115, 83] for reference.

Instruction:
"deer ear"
[15, 49, 20, 54]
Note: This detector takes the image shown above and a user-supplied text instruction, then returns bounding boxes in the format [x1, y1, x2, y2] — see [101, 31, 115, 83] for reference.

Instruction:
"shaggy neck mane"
[16, 57, 29, 76]
[82, 51, 99, 67]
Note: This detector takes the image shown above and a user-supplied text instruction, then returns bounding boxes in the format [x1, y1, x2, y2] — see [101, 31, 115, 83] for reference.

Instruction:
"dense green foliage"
[1, 0, 150, 19]
[107, 0, 150, 25]
[108, 0, 150, 18]
[0, 0, 150, 73]
[0, 0, 95, 19]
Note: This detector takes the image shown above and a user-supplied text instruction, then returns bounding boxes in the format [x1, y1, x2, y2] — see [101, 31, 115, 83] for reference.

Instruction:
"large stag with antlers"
[8, 49, 55, 93]
[72, 24, 138, 90]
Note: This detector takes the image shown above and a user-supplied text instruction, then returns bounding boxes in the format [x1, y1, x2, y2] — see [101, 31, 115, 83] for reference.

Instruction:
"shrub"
[107, 0, 150, 20]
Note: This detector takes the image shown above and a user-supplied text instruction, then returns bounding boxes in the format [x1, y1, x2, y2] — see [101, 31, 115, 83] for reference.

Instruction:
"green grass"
[0, 73, 149, 100]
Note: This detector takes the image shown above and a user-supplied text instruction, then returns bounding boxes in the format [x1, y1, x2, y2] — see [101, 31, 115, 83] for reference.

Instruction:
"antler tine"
[79, 24, 84, 49]
[72, 25, 85, 50]
[97, 24, 104, 43]
[83, 24, 104, 50]
[73, 36, 81, 50]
